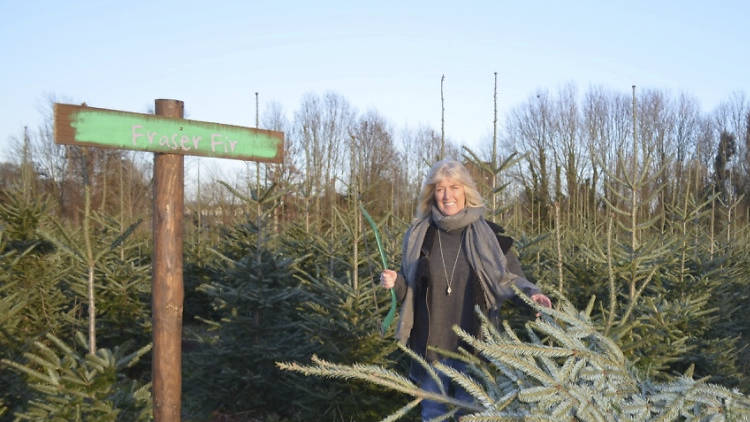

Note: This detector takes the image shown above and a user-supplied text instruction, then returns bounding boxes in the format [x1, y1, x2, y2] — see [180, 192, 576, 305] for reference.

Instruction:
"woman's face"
[433, 177, 466, 216]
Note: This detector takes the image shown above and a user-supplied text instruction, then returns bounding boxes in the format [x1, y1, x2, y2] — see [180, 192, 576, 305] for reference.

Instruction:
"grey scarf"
[401, 205, 512, 310]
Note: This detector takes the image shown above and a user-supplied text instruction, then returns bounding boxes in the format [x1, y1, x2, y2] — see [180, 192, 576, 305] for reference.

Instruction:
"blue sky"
[2, 1, 748, 168]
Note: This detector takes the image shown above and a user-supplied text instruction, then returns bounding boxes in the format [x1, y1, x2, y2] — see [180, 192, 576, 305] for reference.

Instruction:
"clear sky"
[2, 0, 748, 168]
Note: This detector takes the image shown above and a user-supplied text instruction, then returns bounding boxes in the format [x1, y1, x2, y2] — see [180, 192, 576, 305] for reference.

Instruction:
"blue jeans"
[418, 358, 474, 421]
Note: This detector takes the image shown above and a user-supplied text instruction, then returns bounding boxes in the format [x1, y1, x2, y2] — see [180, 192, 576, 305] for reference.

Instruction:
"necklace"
[437, 229, 463, 295]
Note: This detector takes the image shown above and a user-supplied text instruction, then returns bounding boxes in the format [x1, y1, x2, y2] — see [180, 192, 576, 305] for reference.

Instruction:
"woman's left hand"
[531, 293, 552, 309]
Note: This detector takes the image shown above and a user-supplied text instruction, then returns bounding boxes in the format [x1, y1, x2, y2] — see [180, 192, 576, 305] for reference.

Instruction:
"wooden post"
[53, 99, 284, 422]
[152, 99, 185, 421]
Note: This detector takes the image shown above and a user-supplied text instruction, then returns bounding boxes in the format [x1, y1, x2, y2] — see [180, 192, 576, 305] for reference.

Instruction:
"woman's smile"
[434, 178, 466, 216]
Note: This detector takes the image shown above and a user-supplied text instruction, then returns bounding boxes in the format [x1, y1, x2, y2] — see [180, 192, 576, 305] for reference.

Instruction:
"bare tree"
[350, 110, 399, 206]
[635, 89, 673, 222]
[551, 83, 585, 220]
[693, 116, 716, 195]
[713, 92, 748, 194]
[673, 93, 701, 186]
[27, 99, 69, 215]
[507, 89, 554, 225]
[582, 86, 632, 219]
[261, 101, 296, 230]
[292, 92, 354, 232]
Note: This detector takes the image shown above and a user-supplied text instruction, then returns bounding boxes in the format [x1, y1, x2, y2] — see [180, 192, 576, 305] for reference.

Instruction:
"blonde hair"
[416, 159, 484, 218]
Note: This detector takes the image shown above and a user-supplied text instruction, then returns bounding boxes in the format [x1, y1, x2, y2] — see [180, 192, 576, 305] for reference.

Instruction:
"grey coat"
[392, 220, 540, 346]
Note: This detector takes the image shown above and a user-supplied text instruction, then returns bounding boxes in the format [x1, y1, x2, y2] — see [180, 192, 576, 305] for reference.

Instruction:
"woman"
[380, 159, 551, 420]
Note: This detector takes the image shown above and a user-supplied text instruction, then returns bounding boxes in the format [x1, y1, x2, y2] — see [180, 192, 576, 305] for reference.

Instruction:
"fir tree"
[0, 185, 77, 420]
[181, 219, 310, 420]
[279, 291, 750, 421]
[1, 332, 151, 421]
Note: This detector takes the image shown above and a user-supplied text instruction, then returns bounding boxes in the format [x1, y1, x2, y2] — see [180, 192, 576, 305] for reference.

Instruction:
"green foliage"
[279, 204, 409, 420]
[1, 332, 151, 421]
[183, 208, 410, 421]
[183, 220, 312, 420]
[87, 250, 151, 347]
[39, 213, 152, 347]
[291, 266, 403, 421]
[707, 240, 750, 391]
[0, 208, 78, 419]
[0, 181, 72, 342]
[183, 160, 750, 419]
[182, 234, 221, 324]
[0, 180, 51, 253]
[518, 226, 749, 391]
[509, 153, 750, 391]
[3, 118, 750, 421]
[280, 292, 750, 420]
[64, 215, 152, 348]
[462, 147, 523, 219]
[714, 131, 737, 198]
[0, 176, 153, 420]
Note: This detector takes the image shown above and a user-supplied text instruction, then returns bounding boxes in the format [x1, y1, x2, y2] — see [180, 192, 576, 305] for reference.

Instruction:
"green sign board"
[54, 103, 284, 162]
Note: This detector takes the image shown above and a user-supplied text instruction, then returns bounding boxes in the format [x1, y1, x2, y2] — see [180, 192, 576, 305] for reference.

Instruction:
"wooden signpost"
[54, 99, 284, 421]
[54, 102, 283, 162]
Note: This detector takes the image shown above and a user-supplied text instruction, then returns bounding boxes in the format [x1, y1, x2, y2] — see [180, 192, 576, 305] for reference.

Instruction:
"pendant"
[447, 286, 452, 295]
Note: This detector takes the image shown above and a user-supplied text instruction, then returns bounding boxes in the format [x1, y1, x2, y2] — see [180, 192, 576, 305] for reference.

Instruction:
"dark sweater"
[417, 225, 476, 361]
[395, 221, 528, 362]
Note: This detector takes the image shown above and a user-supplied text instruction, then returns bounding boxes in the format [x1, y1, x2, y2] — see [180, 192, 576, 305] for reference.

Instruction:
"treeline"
[4, 85, 749, 234]
[0, 83, 749, 420]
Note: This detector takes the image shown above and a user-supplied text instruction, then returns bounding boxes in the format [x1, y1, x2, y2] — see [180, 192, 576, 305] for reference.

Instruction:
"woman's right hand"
[380, 269, 397, 289]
